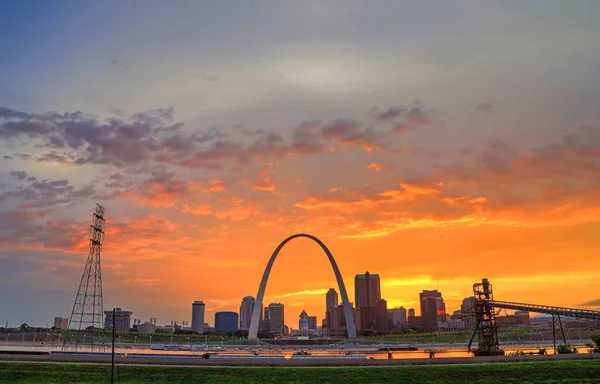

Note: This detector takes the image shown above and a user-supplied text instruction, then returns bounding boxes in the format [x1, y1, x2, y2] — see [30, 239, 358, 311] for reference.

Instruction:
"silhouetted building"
[53, 317, 68, 329]
[327, 304, 353, 337]
[104, 308, 132, 331]
[408, 308, 416, 318]
[408, 315, 423, 329]
[215, 312, 238, 333]
[375, 299, 389, 330]
[420, 290, 446, 331]
[356, 306, 376, 330]
[326, 288, 338, 312]
[497, 311, 531, 328]
[461, 296, 477, 330]
[267, 303, 284, 334]
[389, 307, 407, 328]
[354, 272, 381, 308]
[239, 296, 255, 330]
[307, 316, 317, 330]
[192, 301, 205, 334]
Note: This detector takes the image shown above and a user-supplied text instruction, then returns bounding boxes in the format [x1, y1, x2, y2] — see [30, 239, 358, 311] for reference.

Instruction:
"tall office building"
[375, 299, 389, 330]
[215, 312, 239, 333]
[354, 272, 380, 330]
[191, 301, 205, 334]
[354, 272, 381, 308]
[267, 303, 284, 335]
[326, 288, 338, 312]
[408, 308, 416, 318]
[239, 296, 255, 330]
[420, 290, 446, 331]
[104, 308, 132, 331]
[54, 317, 69, 329]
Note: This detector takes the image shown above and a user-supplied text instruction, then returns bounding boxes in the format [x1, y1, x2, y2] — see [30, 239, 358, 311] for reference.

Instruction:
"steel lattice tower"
[62, 204, 106, 352]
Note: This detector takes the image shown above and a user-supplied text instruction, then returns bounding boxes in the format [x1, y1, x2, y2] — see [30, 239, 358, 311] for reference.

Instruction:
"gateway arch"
[248, 233, 357, 340]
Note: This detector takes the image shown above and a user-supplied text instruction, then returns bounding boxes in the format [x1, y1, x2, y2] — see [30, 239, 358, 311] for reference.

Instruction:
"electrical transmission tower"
[62, 204, 106, 352]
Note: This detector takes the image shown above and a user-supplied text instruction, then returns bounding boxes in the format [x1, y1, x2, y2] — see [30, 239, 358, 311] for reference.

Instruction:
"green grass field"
[1, 360, 600, 384]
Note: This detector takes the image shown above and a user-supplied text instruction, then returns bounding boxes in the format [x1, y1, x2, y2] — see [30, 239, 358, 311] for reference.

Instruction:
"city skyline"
[2, 1, 600, 328]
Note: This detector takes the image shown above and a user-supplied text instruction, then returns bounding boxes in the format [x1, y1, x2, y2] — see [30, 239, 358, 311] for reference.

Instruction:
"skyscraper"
[239, 296, 255, 330]
[375, 299, 389, 330]
[267, 303, 284, 334]
[419, 290, 446, 331]
[408, 308, 415, 318]
[354, 272, 381, 308]
[326, 288, 338, 312]
[355, 272, 380, 330]
[191, 301, 205, 334]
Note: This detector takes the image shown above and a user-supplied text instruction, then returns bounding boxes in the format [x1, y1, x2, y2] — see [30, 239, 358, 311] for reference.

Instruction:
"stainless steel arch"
[248, 233, 357, 340]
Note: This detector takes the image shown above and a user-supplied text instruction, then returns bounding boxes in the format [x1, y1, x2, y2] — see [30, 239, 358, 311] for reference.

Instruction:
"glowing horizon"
[1, 1, 600, 329]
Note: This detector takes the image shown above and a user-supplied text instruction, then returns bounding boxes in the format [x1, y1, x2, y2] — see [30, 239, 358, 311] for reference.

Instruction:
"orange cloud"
[366, 163, 382, 171]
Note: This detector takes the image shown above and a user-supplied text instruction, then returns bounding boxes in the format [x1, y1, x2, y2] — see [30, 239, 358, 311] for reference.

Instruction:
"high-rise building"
[420, 290, 446, 331]
[267, 303, 284, 334]
[53, 317, 69, 329]
[389, 307, 407, 328]
[104, 308, 132, 331]
[191, 301, 205, 334]
[408, 308, 416, 318]
[460, 296, 477, 330]
[354, 272, 381, 308]
[215, 312, 238, 333]
[239, 296, 255, 330]
[375, 299, 389, 330]
[307, 316, 317, 330]
[326, 288, 338, 312]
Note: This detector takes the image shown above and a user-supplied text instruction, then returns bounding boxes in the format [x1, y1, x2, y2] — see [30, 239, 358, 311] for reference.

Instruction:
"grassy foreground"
[1, 360, 600, 384]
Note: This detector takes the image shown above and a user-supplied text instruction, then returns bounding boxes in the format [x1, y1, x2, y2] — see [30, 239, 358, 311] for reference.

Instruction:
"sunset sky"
[1, 1, 600, 328]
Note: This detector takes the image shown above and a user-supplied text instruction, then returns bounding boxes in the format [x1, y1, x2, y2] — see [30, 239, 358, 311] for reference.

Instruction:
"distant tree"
[556, 344, 576, 354]
[591, 334, 600, 353]
[234, 330, 248, 338]
[19, 323, 31, 332]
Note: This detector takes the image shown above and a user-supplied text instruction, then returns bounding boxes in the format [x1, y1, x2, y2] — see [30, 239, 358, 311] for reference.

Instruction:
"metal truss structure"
[469, 278, 600, 355]
[62, 204, 106, 352]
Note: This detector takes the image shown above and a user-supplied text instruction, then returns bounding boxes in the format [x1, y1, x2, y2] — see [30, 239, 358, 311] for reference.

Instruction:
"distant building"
[307, 316, 317, 330]
[53, 317, 68, 329]
[192, 301, 205, 334]
[375, 299, 389, 330]
[299, 310, 310, 332]
[354, 272, 381, 309]
[461, 296, 477, 330]
[420, 290, 446, 331]
[408, 315, 423, 329]
[497, 311, 531, 328]
[267, 303, 284, 335]
[215, 312, 239, 333]
[138, 322, 157, 334]
[389, 307, 407, 328]
[239, 296, 255, 330]
[408, 308, 416, 318]
[104, 308, 133, 332]
[326, 304, 354, 337]
[258, 320, 270, 332]
[356, 306, 376, 330]
[326, 288, 338, 312]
